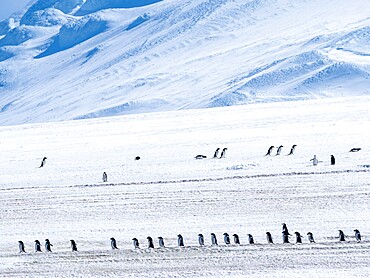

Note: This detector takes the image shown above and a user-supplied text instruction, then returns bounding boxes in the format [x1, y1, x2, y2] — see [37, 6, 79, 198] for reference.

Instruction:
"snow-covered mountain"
[1, 0, 370, 125]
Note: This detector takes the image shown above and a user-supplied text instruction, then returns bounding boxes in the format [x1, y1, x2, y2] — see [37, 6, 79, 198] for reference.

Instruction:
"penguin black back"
[248, 234, 254, 244]
[18, 241, 26, 253]
[213, 148, 220, 158]
[233, 234, 240, 244]
[354, 229, 361, 242]
[45, 239, 53, 252]
[35, 240, 42, 252]
[132, 238, 140, 249]
[147, 236, 154, 248]
[39, 157, 47, 168]
[307, 232, 315, 243]
[70, 240, 78, 252]
[266, 232, 274, 244]
[276, 145, 283, 155]
[219, 148, 228, 158]
[177, 234, 184, 247]
[158, 237, 165, 248]
[265, 146, 274, 156]
[294, 232, 302, 243]
[288, 145, 297, 155]
[211, 233, 218, 245]
[338, 230, 345, 242]
[331, 155, 335, 165]
[223, 233, 230, 245]
[110, 237, 118, 249]
[198, 234, 204, 246]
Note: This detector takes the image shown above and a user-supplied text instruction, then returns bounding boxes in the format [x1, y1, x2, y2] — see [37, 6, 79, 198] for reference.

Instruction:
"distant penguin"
[102, 172, 108, 182]
[223, 233, 230, 245]
[219, 148, 228, 158]
[110, 237, 118, 250]
[213, 148, 220, 158]
[195, 155, 207, 159]
[310, 155, 319, 166]
[147, 236, 154, 248]
[294, 232, 302, 243]
[18, 241, 26, 253]
[45, 239, 53, 252]
[177, 234, 184, 247]
[354, 229, 361, 242]
[232, 234, 240, 244]
[198, 234, 205, 246]
[135, 156, 141, 160]
[331, 155, 335, 165]
[282, 223, 291, 243]
[276, 145, 284, 155]
[265, 146, 274, 156]
[132, 238, 140, 249]
[211, 233, 218, 246]
[266, 232, 274, 244]
[158, 237, 165, 248]
[34, 240, 42, 252]
[39, 157, 47, 168]
[338, 230, 345, 242]
[70, 240, 78, 252]
[349, 148, 361, 152]
[307, 232, 315, 243]
[288, 145, 297, 155]
[247, 234, 254, 244]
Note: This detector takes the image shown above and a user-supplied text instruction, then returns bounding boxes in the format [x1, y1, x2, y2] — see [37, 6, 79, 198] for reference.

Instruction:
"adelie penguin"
[132, 238, 140, 249]
[265, 146, 274, 156]
[338, 230, 345, 242]
[158, 237, 165, 248]
[266, 232, 274, 244]
[198, 234, 205, 246]
[330, 155, 335, 165]
[294, 232, 302, 244]
[282, 223, 291, 243]
[195, 154, 207, 159]
[213, 148, 220, 158]
[34, 240, 42, 252]
[307, 232, 315, 243]
[233, 234, 240, 244]
[177, 234, 184, 247]
[276, 145, 283, 155]
[45, 239, 53, 252]
[18, 241, 26, 253]
[219, 148, 228, 158]
[288, 145, 297, 155]
[247, 234, 254, 244]
[354, 229, 361, 242]
[39, 157, 47, 168]
[223, 233, 230, 245]
[211, 233, 218, 246]
[102, 172, 108, 182]
[110, 237, 119, 250]
[70, 240, 78, 252]
[147, 236, 154, 248]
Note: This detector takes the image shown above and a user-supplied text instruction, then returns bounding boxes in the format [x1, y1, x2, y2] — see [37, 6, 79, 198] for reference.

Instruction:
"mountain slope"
[0, 0, 370, 125]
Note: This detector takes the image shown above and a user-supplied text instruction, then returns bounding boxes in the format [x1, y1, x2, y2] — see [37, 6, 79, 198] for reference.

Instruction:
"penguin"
[158, 237, 165, 248]
[354, 229, 361, 242]
[70, 240, 78, 252]
[213, 148, 220, 158]
[310, 155, 319, 166]
[349, 148, 361, 152]
[211, 233, 218, 246]
[147, 236, 154, 248]
[288, 145, 297, 155]
[18, 241, 26, 253]
[45, 239, 53, 252]
[110, 237, 118, 249]
[198, 234, 205, 246]
[135, 156, 141, 160]
[34, 240, 42, 252]
[132, 238, 140, 249]
[247, 234, 254, 244]
[39, 157, 47, 168]
[330, 155, 335, 165]
[294, 232, 302, 243]
[195, 155, 207, 159]
[265, 146, 274, 156]
[223, 233, 230, 245]
[233, 234, 240, 244]
[266, 232, 274, 244]
[338, 230, 345, 242]
[282, 223, 291, 243]
[219, 148, 228, 158]
[276, 145, 283, 155]
[177, 234, 184, 247]
[102, 172, 108, 182]
[307, 232, 315, 243]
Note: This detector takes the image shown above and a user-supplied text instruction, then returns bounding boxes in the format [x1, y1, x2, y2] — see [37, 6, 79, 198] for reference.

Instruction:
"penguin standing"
[147, 236, 154, 248]
[338, 230, 345, 242]
[198, 234, 205, 246]
[310, 155, 319, 166]
[307, 232, 315, 243]
[18, 241, 26, 253]
[102, 172, 108, 182]
[294, 232, 302, 243]
[35, 240, 42, 252]
[223, 233, 230, 245]
[354, 229, 361, 242]
[247, 234, 254, 244]
[110, 237, 118, 249]
[330, 155, 335, 165]
[265, 146, 274, 156]
[177, 234, 184, 247]
[158, 237, 165, 248]
[213, 148, 220, 158]
[288, 145, 297, 155]
[233, 234, 240, 244]
[276, 145, 284, 155]
[219, 148, 228, 158]
[39, 157, 47, 168]
[282, 223, 291, 243]
[70, 240, 78, 252]
[45, 239, 53, 252]
[266, 232, 274, 244]
[132, 238, 140, 249]
[211, 233, 218, 246]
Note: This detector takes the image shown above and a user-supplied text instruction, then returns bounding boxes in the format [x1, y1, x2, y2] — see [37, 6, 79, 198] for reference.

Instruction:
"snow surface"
[0, 0, 370, 125]
[0, 97, 370, 277]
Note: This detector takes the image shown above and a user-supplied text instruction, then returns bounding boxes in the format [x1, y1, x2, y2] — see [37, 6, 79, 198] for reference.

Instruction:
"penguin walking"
[233, 234, 240, 244]
[276, 145, 283, 155]
[132, 238, 140, 249]
[213, 148, 220, 158]
[265, 146, 274, 156]
[354, 229, 361, 242]
[307, 232, 315, 243]
[18, 241, 26, 253]
[39, 157, 47, 168]
[247, 234, 254, 244]
[211, 233, 218, 246]
[338, 230, 345, 242]
[70, 240, 78, 252]
[35, 240, 42, 252]
[147, 236, 154, 248]
[45, 239, 53, 252]
[102, 172, 108, 182]
[330, 155, 335, 165]
[266, 232, 274, 244]
[282, 223, 291, 243]
[198, 234, 205, 246]
[158, 237, 165, 248]
[294, 232, 302, 243]
[219, 148, 228, 158]
[110, 237, 118, 249]
[310, 155, 319, 166]
[223, 233, 230, 245]
[288, 145, 297, 155]
[177, 234, 184, 247]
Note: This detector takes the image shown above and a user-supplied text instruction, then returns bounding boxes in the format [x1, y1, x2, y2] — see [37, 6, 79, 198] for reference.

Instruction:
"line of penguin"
[17, 224, 363, 253]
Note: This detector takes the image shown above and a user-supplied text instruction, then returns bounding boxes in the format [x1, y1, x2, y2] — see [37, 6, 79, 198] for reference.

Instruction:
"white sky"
[0, 0, 30, 21]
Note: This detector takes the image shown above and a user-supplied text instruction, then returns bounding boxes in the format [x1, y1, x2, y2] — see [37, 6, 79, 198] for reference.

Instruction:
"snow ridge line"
[75, 168, 370, 188]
